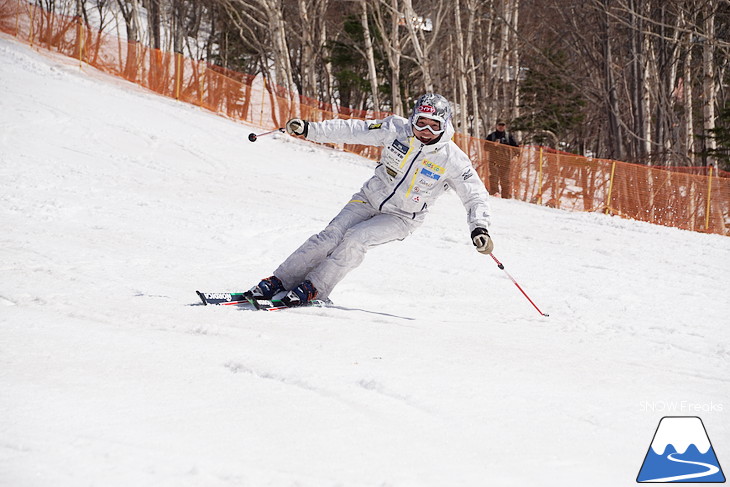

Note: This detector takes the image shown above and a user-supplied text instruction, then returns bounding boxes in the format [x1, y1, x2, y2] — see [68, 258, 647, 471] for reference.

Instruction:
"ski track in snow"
[1, 33, 729, 486]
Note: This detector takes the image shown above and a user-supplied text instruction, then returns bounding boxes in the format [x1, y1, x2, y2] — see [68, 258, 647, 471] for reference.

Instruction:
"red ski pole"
[248, 127, 284, 142]
[490, 253, 549, 317]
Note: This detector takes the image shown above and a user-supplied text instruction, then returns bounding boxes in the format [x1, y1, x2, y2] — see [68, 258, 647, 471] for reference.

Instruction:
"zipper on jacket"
[379, 144, 424, 211]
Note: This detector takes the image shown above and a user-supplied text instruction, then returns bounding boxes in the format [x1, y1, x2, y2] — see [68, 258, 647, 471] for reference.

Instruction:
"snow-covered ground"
[1, 33, 729, 486]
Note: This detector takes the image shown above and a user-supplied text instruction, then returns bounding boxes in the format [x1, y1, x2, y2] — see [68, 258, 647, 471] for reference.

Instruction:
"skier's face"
[412, 116, 443, 144]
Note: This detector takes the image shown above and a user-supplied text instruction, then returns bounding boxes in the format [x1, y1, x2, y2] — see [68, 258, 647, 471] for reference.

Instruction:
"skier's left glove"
[286, 118, 309, 137]
[471, 227, 494, 254]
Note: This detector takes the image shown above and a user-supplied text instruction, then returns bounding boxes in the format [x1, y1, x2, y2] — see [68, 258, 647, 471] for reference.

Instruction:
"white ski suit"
[274, 115, 492, 299]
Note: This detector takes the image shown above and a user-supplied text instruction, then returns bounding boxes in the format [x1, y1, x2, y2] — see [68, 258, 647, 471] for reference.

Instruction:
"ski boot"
[281, 280, 318, 307]
[244, 275, 285, 300]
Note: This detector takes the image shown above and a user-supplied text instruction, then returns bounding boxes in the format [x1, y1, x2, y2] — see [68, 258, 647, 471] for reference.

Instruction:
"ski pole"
[248, 127, 284, 142]
[490, 253, 549, 317]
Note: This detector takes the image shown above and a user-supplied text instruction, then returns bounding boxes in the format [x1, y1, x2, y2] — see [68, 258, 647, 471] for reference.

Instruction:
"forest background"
[28, 0, 730, 170]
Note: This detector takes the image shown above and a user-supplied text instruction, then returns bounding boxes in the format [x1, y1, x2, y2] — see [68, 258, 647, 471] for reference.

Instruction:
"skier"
[245, 93, 494, 307]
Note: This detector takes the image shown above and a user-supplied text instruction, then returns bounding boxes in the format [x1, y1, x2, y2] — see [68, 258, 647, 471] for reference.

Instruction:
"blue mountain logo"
[637, 416, 725, 483]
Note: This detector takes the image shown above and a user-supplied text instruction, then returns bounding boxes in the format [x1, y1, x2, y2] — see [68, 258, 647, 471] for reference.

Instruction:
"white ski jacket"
[306, 115, 492, 231]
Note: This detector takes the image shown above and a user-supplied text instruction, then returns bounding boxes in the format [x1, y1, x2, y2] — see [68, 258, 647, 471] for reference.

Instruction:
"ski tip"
[195, 290, 208, 306]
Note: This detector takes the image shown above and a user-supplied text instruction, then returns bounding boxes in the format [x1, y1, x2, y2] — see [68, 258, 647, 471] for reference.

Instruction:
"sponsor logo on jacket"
[418, 177, 435, 188]
[420, 168, 441, 181]
[422, 159, 444, 174]
[391, 139, 409, 154]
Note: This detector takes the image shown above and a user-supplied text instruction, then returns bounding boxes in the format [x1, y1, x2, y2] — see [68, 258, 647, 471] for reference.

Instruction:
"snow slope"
[1, 34, 729, 486]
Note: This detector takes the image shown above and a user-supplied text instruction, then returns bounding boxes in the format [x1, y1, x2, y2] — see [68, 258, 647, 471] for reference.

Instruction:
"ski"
[196, 291, 331, 311]
[247, 296, 331, 311]
[196, 291, 251, 306]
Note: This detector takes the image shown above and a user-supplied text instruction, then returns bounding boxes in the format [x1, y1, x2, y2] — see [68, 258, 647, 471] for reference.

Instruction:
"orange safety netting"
[2, 0, 728, 236]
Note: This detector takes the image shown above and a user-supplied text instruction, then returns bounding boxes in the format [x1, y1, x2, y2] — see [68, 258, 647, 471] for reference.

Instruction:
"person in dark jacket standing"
[485, 120, 519, 198]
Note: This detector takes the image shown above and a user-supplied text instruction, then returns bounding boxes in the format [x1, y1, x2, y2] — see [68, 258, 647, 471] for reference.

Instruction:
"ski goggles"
[412, 116, 445, 135]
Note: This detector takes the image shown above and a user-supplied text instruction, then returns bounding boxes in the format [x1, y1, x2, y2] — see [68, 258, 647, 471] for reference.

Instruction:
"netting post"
[259, 76, 266, 125]
[76, 16, 84, 68]
[538, 146, 544, 205]
[15, 0, 20, 37]
[605, 161, 616, 215]
[198, 60, 204, 107]
[705, 165, 713, 230]
[29, 3, 35, 47]
[174, 52, 182, 100]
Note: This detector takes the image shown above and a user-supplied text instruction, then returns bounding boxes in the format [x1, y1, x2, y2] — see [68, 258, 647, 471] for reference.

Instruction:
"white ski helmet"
[410, 93, 452, 130]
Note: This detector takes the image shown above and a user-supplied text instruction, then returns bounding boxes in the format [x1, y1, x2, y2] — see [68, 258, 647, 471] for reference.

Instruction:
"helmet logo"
[418, 105, 436, 114]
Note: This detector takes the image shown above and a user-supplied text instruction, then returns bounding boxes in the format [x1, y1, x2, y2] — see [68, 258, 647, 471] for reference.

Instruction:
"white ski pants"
[274, 194, 419, 299]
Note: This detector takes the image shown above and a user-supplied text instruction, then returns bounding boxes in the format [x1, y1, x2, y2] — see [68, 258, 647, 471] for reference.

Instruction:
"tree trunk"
[146, 0, 160, 50]
[481, 0, 496, 128]
[640, 0, 651, 165]
[601, 0, 624, 160]
[247, 0, 295, 97]
[269, 0, 295, 96]
[298, 0, 316, 99]
[360, 1, 381, 114]
[172, 0, 183, 54]
[702, 0, 717, 168]
[401, 0, 434, 92]
[373, 0, 403, 115]
[453, 0, 468, 134]
[465, 0, 481, 139]
[494, 0, 509, 115]
[681, 8, 695, 166]
[509, 0, 521, 126]
[116, 0, 140, 79]
[629, 0, 647, 162]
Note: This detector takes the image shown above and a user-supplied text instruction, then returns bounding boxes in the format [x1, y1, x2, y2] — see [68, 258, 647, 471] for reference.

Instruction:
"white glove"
[286, 118, 309, 136]
[471, 227, 494, 254]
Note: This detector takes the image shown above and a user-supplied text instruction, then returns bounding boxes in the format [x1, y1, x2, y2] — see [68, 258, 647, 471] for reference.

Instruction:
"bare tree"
[401, 0, 435, 91]
[265, 0, 296, 95]
[600, 0, 625, 160]
[478, 0, 497, 129]
[360, 1, 381, 113]
[628, 0, 649, 162]
[296, 0, 330, 99]
[464, 0, 483, 138]
[702, 0, 718, 168]
[681, 9, 695, 166]
[372, 0, 405, 115]
[453, 0, 469, 134]
[115, 0, 141, 78]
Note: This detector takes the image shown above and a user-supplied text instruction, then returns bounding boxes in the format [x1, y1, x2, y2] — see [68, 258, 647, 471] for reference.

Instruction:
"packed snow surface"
[1, 34, 728, 486]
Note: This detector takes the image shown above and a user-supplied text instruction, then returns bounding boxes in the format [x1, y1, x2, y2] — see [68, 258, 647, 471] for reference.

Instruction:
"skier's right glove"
[286, 118, 309, 137]
[471, 227, 494, 254]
